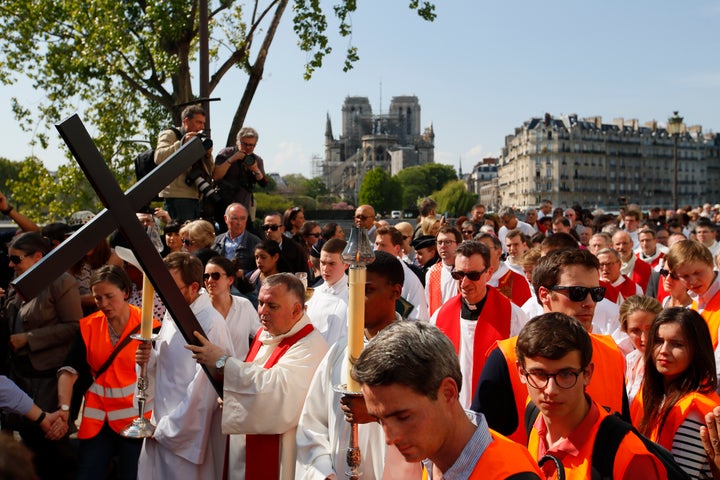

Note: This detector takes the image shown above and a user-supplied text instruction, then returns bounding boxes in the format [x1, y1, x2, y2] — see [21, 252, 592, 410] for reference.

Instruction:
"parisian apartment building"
[482, 113, 720, 210]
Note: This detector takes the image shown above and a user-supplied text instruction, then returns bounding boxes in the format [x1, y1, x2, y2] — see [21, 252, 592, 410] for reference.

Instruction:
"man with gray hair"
[212, 127, 267, 223]
[351, 322, 542, 479]
[497, 207, 535, 253]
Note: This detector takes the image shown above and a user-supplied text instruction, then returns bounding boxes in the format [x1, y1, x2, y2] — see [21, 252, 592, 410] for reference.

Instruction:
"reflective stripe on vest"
[81, 406, 137, 423]
[88, 382, 136, 399]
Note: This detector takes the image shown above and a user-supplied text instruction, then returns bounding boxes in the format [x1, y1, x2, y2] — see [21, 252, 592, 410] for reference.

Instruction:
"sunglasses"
[262, 224, 280, 231]
[182, 239, 195, 246]
[305, 233, 321, 238]
[203, 272, 226, 281]
[450, 267, 488, 281]
[462, 230, 474, 235]
[548, 285, 605, 302]
[659, 269, 679, 280]
[8, 254, 26, 264]
[355, 215, 371, 221]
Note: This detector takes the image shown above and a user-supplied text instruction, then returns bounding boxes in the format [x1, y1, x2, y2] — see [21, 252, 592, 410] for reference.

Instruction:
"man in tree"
[154, 105, 214, 223]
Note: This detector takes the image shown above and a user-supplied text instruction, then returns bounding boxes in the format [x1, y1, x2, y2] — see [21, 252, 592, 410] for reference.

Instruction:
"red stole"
[599, 280, 620, 304]
[616, 275, 639, 300]
[630, 257, 652, 291]
[497, 269, 531, 306]
[427, 262, 443, 316]
[435, 288, 512, 394]
[242, 323, 315, 480]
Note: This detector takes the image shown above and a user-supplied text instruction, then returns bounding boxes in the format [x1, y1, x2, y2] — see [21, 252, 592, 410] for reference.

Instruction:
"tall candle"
[346, 266, 366, 393]
[140, 274, 154, 339]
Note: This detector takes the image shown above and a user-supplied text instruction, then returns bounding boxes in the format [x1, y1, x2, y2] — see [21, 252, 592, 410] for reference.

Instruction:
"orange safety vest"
[497, 333, 626, 446]
[78, 305, 159, 439]
[436, 289, 512, 395]
[693, 292, 720, 349]
[528, 400, 666, 480]
[630, 389, 720, 450]
[421, 429, 542, 480]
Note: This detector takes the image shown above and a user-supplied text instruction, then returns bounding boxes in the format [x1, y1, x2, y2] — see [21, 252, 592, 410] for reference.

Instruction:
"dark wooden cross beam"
[11, 114, 222, 395]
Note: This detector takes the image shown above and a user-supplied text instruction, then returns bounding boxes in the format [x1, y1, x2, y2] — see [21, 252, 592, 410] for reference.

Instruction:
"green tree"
[0, 158, 23, 196]
[0, 0, 434, 153]
[281, 173, 308, 194]
[302, 177, 330, 198]
[395, 163, 457, 210]
[8, 157, 58, 221]
[433, 180, 476, 217]
[359, 168, 402, 213]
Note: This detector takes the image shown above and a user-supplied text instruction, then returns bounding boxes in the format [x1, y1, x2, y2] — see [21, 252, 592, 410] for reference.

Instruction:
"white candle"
[141, 274, 154, 339]
[346, 266, 366, 393]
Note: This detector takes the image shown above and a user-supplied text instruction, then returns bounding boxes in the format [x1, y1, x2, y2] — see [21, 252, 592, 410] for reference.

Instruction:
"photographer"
[212, 127, 267, 226]
[154, 105, 214, 223]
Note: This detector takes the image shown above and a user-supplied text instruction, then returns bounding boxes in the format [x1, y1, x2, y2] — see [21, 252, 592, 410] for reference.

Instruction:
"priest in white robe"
[137, 252, 234, 480]
[187, 273, 328, 480]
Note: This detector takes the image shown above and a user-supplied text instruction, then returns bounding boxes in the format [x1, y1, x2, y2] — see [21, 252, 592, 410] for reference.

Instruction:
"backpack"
[134, 127, 182, 182]
[524, 402, 691, 480]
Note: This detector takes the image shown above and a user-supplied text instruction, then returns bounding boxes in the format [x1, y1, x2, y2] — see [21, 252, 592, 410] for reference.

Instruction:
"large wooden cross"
[11, 114, 222, 394]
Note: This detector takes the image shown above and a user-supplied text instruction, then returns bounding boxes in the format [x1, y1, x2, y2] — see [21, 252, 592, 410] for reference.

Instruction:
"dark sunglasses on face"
[182, 239, 194, 246]
[450, 268, 488, 281]
[305, 233, 321, 238]
[462, 230, 474, 235]
[203, 272, 225, 281]
[262, 224, 280, 231]
[548, 285, 605, 302]
[659, 269, 679, 280]
[8, 254, 26, 264]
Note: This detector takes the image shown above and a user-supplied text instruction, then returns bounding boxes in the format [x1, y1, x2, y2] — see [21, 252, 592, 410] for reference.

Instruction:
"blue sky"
[1, 1, 718, 178]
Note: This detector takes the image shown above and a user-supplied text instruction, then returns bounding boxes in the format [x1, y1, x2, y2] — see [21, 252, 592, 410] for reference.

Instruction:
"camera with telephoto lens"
[185, 163, 222, 205]
[196, 130, 213, 151]
[243, 153, 256, 166]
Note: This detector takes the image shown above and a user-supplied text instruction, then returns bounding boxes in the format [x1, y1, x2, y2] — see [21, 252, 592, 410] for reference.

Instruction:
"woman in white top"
[660, 267, 692, 308]
[620, 294, 662, 403]
[204, 256, 261, 360]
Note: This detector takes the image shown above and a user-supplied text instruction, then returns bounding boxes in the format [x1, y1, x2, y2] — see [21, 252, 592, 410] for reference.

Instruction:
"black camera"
[196, 130, 213, 151]
[243, 153, 256, 166]
[186, 165, 222, 204]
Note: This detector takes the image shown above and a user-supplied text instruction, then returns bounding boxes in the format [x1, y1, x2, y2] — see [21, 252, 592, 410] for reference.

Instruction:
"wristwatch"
[60, 404, 70, 412]
[215, 354, 230, 372]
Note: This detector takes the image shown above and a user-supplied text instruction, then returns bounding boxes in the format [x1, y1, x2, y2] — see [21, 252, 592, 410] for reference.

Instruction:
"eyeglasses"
[240, 141, 257, 148]
[522, 367, 585, 389]
[437, 240, 457, 246]
[262, 224, 280, 231]
[462, 230, 474, 235]
[182, 239, 195, 246]
[203, 272, 226, 281]
[598, 262, 619, 269]
[659, 269, 679, 280]
[305, 233, 321, 238]
[355, 214, 371, 221]
[548, 285, 605, 302]
[450, 267, 489, 281]
[8, 254, 26, 264]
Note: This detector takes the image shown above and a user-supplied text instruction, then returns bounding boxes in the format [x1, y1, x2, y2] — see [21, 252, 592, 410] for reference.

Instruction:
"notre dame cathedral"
[320, 95, 435, 201]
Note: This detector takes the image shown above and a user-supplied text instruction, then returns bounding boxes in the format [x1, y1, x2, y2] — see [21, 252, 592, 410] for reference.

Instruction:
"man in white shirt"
[504, 229, 529, 275]
[186, 274, 328, 480]
[695, 218, 720, 266]
[136, 252, 234, 480]
[296, 251, 421, 480]
[425, 226, 461, 317]
[497, 207, 535, 252]
[374, 226, 428, 322]
[306, 239, 349, 346]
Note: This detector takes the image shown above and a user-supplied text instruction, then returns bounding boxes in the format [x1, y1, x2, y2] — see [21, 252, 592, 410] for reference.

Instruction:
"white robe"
[295, 332, 420, 480]
[223, 314, 329, 480]
[138, 293, 234, 480]
[225, 294, 261, 360]
[400, 260, 429, 322]
[306, 279, 349, 347]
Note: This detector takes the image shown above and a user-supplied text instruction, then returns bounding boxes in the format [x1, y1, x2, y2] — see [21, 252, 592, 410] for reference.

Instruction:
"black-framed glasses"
[305, 233, 321, 238]
[522, 367, 585, 389]
[437, 240, 457, 246]
[450, 267, 488, 281]
[659, 269, 679, 280]
[355, 214, 371, 221]
[8, 254, 26, 264]
[262, 224, 280, 231]
[203, 272, 226, 281]
[548, 285, 605, 302]
[462, 230, 474, 235]
[182, 239, 194, 246]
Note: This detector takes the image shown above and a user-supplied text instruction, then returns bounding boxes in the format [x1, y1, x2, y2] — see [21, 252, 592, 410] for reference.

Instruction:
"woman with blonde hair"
[618, 295, 662, 402]
[179, 219, 216, 266]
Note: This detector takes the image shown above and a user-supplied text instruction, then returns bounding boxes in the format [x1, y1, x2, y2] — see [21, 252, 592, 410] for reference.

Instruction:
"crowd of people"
[3, 107, 720, 478]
